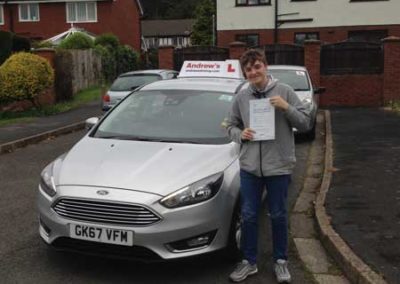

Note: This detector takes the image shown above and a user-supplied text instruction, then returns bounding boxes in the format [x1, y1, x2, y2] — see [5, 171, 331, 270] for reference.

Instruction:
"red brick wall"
[383, 37, 400, 104]
[0, 1, 141, 50]
[158, 46, 174, 70]
[218, 25, 400, 47]
[320, 75, 383, 107]
[304, 40, 321, 87]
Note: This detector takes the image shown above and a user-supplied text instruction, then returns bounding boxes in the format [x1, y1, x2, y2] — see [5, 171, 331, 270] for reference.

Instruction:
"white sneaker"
[274, 259, 291, 283]
[229, 259, 258, 282]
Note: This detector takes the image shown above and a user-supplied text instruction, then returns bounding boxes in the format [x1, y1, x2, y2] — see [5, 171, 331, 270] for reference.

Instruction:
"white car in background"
[268, 65, 325, 139]
[102, 69, 178, 111]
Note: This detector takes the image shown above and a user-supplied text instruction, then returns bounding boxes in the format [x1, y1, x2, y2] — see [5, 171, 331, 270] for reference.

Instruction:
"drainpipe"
[274, 0, 278, 43]
[4, 0, 14, 33]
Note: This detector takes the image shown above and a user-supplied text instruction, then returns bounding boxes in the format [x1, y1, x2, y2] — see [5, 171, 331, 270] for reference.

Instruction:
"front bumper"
[37, 184, 236, 260]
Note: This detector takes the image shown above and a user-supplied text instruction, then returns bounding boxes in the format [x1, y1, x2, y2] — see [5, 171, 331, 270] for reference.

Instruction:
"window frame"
[350, 0, 389, 2]
[66, 1, 97, 23]
[235, 0, 271, 7]
[0, 5, 4, 25]
[294, 32, 320, 45]
[18, 3, 40, 22]
[347, 29, 388, 42]
[235, 33, 260, 47]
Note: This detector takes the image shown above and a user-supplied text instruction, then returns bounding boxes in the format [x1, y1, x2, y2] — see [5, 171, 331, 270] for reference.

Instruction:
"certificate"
[249, 99, 275, 141]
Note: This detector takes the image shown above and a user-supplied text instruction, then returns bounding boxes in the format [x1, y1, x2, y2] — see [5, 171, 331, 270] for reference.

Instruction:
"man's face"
[243, 60, 268, 86]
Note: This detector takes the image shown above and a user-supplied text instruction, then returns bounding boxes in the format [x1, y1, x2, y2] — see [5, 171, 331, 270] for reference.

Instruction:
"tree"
[142, 0, 198, 19]
[191, 0, 215, 46]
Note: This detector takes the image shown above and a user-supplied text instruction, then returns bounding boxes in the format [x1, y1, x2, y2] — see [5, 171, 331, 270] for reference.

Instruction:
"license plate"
[70, 224, 133, 246]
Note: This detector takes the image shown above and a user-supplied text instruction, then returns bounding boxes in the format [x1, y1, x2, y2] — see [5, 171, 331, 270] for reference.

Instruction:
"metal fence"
[173, 46, 229, 71]
[321, 41, 383, 75]
[257, 44, 304, 66]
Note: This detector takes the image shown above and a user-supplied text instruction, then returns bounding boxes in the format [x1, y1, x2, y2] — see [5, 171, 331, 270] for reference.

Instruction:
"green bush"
[93, 33, 140, 82]
[94, 45, 117, 82]
[0, 31, 13, 65]
[54, 50, 74, 102]
[12, 35, 31, 52]
[146, 48, 159, 69]
[116, 45, 139, 75]
[95, 33, 120, 50]
[59, 32, 94, 50]
[32, 40, 55, 49]
[0, 52, 54, 107]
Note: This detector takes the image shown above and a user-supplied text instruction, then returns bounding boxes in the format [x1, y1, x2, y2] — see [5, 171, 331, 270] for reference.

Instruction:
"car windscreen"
[268, 69, 310, 91]
[109, 74, 162, 91]
[93, 90, 234, 144]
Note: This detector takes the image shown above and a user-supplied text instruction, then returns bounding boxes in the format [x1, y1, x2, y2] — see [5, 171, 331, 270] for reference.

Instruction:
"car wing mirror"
[314, 86, 326, 94]
[85, 117, 100, 130]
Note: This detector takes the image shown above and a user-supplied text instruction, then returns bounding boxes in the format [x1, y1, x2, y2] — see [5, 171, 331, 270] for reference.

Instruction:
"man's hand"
[241, 128, 256, 141]
[270, 96, 289, 111]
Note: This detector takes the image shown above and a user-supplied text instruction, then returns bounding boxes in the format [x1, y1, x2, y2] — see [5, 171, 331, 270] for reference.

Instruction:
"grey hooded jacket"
[226, 78, 311, 177]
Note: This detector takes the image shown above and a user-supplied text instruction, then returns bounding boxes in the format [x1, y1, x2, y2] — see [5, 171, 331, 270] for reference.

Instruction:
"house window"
[0, 5, 4, 25]
[19, 3, 40, 22]
[236, 0, 271, 6]
[348, 30, 388, 42]
[66, 2, 97, 23]
[294, 32, 319, 44]
[236, 34, 259, 47]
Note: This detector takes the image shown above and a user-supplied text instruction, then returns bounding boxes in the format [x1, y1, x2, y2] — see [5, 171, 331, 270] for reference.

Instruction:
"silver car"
[38, 76, 245, 261]
[268, 65, 325, 139]
[102, 69, 178, 111]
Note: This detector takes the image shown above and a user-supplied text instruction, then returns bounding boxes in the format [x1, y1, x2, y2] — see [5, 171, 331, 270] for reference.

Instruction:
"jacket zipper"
[259, 141, 264, 177]
[258, 92, 265, 177]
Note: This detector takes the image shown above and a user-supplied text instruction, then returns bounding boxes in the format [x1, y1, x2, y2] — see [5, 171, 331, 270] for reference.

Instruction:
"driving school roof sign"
[178, 60, 244, 79]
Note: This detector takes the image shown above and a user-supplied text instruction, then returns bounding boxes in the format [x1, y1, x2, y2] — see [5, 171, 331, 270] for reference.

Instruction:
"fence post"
[383, 36, 400, 105]
[304, 40, 321, 87]
[158, 45, 175, 70]
[229, 41, 246, 60]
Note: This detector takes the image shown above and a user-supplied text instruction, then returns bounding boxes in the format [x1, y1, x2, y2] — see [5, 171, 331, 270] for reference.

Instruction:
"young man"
[226, 49, 311, 283]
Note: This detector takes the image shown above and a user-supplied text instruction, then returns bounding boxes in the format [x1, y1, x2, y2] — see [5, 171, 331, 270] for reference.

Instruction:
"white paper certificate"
[249, 99, 275, 141]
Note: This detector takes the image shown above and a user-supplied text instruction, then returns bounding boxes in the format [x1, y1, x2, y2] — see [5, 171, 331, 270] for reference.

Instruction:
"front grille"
[51, 237, 162, 261]
[53, 198, 161, 226]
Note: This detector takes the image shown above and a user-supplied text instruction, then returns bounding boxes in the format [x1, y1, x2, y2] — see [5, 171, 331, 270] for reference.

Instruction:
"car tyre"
[304, 121, 316, 141]
[222, 201, 242, 262]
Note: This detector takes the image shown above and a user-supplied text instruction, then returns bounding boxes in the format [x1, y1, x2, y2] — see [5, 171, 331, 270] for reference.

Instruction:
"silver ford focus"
[37, 63, 246, 261]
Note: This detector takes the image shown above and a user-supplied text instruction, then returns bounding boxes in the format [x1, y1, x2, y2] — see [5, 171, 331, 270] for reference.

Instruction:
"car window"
[267, 70, 310, 91]
[109, 74, 162, 91]
[93, 90, 234, 144]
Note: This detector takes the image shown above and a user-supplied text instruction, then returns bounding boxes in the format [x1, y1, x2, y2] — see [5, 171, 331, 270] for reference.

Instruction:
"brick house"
[0, 0, 143, 50]
[142, 19, 194, 49]
[217, 0, 400, 47]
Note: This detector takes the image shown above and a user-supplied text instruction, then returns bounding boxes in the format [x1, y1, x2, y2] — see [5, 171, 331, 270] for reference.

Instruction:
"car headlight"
[160, 173, 224, 209]
[40, 162, 57, 197]
[302, 98, 312, 105]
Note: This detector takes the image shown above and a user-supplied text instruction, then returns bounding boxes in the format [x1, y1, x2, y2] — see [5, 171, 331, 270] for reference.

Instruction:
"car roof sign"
[178, 60, 244, 80]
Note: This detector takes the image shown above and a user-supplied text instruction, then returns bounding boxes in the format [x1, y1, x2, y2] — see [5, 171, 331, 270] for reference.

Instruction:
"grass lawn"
[0, 86, 103, 127]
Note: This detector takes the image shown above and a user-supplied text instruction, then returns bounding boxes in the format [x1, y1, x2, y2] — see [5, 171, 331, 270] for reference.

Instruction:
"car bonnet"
[54, 136, 238, 196]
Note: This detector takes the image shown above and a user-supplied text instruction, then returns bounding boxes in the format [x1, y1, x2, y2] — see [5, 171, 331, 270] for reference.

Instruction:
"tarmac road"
[0, 130, 312, 284]
[326, 108, 400, 284]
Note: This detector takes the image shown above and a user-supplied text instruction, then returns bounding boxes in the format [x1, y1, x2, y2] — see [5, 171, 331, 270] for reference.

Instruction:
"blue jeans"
[239, 169, 290, 265]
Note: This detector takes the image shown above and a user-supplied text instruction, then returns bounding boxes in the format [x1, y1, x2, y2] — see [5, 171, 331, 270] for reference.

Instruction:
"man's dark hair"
[239, 49, 267, 69]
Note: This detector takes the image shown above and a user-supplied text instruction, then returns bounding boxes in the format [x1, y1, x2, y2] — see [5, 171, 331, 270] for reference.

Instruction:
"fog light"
[39, 216, 51, 236]
[166, 230, 217, 252]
